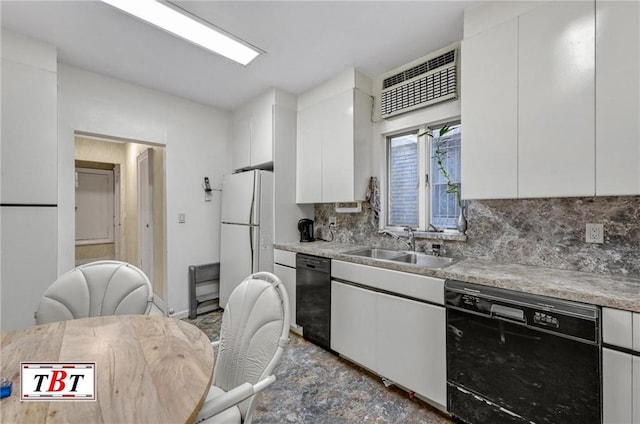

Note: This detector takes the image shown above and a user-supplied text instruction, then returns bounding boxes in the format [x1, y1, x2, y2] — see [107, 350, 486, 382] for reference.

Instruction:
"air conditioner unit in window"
[377, 46, 459, 119]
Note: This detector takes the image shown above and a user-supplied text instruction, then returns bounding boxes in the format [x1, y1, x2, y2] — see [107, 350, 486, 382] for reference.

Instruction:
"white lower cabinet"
[273, 264, 297, 329]
[331, 281, 377, 371]
[330, 263, 446, 409]
[274, 249, 299, 330]
[376, 292, 446, 407]
[1, 206, 58, 331]
[634, 356, 640, 424]
[602, 307, 640, 424]
[603, 348, 634, 424]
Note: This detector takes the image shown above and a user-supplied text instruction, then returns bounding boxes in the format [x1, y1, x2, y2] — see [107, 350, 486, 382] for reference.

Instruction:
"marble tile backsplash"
[314, 196, 640, 277]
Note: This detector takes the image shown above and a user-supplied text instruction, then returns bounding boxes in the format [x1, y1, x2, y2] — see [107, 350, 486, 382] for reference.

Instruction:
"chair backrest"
[35, 260, 153, 325]
[213, 272, 290, 423]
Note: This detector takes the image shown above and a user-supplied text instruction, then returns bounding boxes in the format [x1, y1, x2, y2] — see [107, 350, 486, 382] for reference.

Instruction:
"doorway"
[74, 134, 166, 304]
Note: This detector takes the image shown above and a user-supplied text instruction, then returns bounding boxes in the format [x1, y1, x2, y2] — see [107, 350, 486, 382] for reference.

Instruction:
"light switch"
[178, 213, 186, 224]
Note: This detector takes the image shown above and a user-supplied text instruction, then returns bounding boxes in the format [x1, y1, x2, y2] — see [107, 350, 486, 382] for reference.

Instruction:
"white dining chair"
[195, 271, 290, 424]
[35, 260, 154, 325]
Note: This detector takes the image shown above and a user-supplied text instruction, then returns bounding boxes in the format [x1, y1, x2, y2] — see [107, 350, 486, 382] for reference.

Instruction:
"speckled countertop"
[274, 241, 640, 313]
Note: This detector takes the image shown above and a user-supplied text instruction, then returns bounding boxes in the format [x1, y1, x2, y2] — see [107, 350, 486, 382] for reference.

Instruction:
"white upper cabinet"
[296, 100, 324, 204]
[231, 113, 251, 171]
[231, 88, 296, 172]
[461, 0, 640, 199]
[595, 0, 640, 196]
[518, 0, 595, 198]
[1, 32, 57, 204]
[296, 69, 373, 204]
[461, 18, 518, 200]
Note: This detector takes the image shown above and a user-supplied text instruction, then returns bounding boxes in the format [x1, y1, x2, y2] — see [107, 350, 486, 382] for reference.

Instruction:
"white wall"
[58, 64, 231, 317]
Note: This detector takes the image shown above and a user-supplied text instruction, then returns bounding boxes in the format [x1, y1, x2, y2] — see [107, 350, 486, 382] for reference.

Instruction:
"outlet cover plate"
[585, 223, 603, 243]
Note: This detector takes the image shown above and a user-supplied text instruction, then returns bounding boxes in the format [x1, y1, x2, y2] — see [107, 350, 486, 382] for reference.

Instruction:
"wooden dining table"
[0, 315, 214, 423]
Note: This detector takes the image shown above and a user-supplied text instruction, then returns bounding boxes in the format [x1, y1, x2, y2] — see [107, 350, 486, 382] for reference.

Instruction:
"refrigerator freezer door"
[219, 223, 259, 306]
[221, 171, 257, 225]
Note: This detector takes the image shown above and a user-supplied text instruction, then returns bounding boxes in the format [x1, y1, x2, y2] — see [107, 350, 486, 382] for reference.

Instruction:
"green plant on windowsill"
[418, 124, 461, 208]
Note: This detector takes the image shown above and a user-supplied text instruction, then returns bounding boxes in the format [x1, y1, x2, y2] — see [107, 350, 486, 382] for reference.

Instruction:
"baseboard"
[170, 309, 189, 320]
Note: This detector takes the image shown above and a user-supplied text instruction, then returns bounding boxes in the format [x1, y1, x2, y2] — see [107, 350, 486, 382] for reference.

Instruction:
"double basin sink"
[344, 248, 456, 269]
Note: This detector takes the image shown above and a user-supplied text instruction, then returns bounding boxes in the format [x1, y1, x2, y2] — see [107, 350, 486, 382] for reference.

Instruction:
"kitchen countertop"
[274, 241, 640, 313]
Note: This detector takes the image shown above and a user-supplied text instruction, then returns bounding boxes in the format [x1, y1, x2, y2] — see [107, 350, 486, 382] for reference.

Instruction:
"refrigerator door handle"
[249, 226, 255, 272]
[249, 191, 255, 227]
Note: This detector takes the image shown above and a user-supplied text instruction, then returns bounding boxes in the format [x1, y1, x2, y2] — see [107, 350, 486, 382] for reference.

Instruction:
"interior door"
[137, 149, 153, 283]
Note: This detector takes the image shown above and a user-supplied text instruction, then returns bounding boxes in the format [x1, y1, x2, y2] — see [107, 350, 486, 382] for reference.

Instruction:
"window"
[386, 122, 462, 231]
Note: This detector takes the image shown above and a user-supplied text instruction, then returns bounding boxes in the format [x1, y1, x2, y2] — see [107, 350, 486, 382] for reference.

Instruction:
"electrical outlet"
[585, 223, 603, 244]
[329, 216, 337, 226]
[178, 213, 186, 224]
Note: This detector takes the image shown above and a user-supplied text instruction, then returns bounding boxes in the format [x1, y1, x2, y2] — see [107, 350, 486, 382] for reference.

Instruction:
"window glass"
[387, 132, 419, 227]
[431, 124, 462, 229]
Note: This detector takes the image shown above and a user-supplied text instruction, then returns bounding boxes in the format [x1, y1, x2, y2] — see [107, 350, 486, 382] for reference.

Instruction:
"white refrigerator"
[219, 170, 274, 306]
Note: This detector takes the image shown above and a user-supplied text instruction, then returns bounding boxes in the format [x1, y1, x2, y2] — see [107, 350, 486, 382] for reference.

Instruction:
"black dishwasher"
[296, 254, 331, 350]
[446, 280, 601, 424]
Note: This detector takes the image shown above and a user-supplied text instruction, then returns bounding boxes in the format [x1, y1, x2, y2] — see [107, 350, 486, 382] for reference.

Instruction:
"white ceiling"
[1, 0, 473, 111]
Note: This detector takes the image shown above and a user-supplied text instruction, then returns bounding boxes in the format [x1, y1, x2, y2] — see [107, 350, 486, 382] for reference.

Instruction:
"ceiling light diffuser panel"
[101, 0, 261, 65]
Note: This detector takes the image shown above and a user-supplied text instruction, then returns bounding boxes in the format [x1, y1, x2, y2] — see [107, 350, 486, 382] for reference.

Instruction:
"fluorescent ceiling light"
[101, 0, 261, 65]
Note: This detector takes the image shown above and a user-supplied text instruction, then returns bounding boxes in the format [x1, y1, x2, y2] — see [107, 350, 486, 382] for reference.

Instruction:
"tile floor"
[185, 311, 454, 424]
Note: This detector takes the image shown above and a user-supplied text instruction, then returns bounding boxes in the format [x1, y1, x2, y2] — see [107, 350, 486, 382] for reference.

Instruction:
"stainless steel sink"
[345, 248, 406, 260]
[390, 252, 456, 268]
[344, 248, 456, 268]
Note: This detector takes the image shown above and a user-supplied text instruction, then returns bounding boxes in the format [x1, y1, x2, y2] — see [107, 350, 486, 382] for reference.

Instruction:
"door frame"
[113, 164, 121, 260]
[137, 148, 154, 283]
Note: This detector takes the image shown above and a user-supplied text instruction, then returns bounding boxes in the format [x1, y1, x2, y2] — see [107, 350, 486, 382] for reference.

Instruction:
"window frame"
[384, 120, 461, 233]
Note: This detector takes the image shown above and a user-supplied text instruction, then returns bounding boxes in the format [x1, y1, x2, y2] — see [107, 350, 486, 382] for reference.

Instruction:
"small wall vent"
[380, 48, 458, 118]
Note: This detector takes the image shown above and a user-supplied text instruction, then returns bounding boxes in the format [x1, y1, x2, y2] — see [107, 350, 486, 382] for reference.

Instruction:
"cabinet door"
[376, 293, 446, 407]
[634, 355, 640, 424]
[634, 312, 640, 352]
[321, 89, 355, 203]
[250, 105, 274, 167]
[232, 114, 251, 171]
[603, 348, 633, 424]
[1, 59, 57, 204]
[1, 206, 58, 331]
[518, 0, 595, 197]
[330, 281, 377, 371]
[595, 0, 640, 195]
[461, 18, 518, 200]
[296, 103, 323, 203]
[603, 307, 633, 349]
[273, 264, 297, 328]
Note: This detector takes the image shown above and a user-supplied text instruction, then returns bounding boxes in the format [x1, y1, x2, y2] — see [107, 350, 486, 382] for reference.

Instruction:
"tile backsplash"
[314, 196, 640, 277]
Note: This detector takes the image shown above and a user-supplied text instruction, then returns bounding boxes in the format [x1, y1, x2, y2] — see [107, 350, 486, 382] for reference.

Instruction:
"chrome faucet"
[378, 229, 414, 251]
[403, 227, 416, 251]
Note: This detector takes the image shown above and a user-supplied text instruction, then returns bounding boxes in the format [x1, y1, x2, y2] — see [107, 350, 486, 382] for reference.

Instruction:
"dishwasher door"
[445, 280, 601, 424]
[296, 254, 331, 350]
